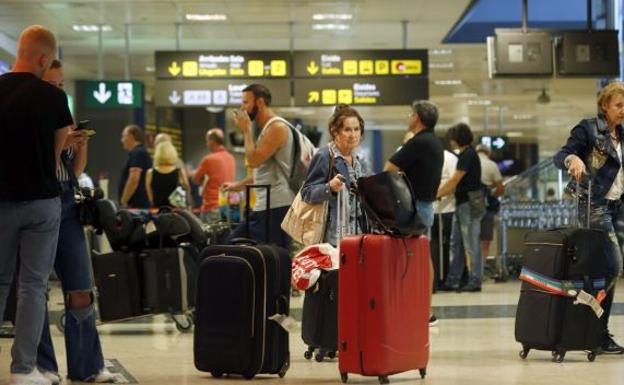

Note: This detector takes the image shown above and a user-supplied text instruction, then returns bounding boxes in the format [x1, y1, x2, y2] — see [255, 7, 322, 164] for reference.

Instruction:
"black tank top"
[151, 168, 180, 207]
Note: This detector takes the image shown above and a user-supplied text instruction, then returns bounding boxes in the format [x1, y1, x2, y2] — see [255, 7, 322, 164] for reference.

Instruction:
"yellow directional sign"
[375, 60, 389, 75]
[183, 61, 198, 77]
[307, 61, 319, 75]
[270, 60, 287, 76]
[343, 60, 358, 75]
[248, 60, 264, 77]
[322, 89, 337, 105]
[359, 60, 373, 75]
[308, 91, 320, 103]
[338, 89, 353, 104]
[168, 61, 181, 76]
[391, 59, 422, 75]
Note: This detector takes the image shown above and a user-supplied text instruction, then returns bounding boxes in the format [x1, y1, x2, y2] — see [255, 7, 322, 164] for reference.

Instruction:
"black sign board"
[155, 51, 290, 79]
[155, 79, 291, 107]
[293, 50, 428, 78]
[293, 78, 428, 106]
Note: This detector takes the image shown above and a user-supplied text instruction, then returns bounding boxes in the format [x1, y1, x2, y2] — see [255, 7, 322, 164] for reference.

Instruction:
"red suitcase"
[338, 234, 430, 384]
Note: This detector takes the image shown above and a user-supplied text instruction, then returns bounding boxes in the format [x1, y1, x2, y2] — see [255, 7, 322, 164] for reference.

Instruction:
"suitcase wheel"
[378, 375, 389, 384]
[552, 350, 566, 363]
[304, 346, 314, 360]
[210, 372, 223, 378]
[519, 348, 529, 359]
[419, 368, 426, 379]
[172, 314, 193, 333]
[327, 351, 336, 359]
[587, 351, 597, 362]
[278, 356, 289, 378]
[340, 373, 348, 384]
[243, 373, 255, 380]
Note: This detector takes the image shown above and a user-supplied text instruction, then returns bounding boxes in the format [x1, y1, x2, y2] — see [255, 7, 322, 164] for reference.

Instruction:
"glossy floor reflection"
[1, 280, 624, 384]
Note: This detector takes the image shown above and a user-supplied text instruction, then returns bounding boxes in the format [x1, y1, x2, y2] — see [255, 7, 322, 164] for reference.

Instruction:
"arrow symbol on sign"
[169, 90, 181, 104]
[93, 82, 111, 104]
[307, 60, 319, 75]
[493, 137, 506, 149]
[169, 61, 181, 76]
[308, 91, 320, 103]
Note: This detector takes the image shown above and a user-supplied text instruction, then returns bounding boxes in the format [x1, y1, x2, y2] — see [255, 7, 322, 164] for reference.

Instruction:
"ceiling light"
[72, 25, 112, 32]
[429, 62, 454, 69]
[312, 24, 350, 31]
[468, 99, 492, 106]
[512, 114, 534, 120]
[185, 14, 227, 21]
[312, 13, 352, 21]
[145, 66, 155, 72]
[453, 92, 478, 98]
[506, 132, 524, 138]
[433, 80, 462, 86]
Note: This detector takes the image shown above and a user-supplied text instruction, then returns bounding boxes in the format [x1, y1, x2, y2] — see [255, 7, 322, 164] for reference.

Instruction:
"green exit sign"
[84, 80, 143, 108]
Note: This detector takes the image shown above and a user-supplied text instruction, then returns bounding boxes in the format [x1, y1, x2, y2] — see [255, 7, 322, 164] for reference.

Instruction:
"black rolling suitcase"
[92, 251, 143, 322]
[431, 212, 452, 291]
[515, 180, 611, 362]
[302, 269, 338, 362]
[194, 185, 291, 379]
[140, 248, 190, 314]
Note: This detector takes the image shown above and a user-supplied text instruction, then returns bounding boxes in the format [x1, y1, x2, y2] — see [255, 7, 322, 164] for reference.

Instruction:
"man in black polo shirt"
[385, 100, 444, 326]
[118, 124, 152, 208]
[0, 25, 72, 384]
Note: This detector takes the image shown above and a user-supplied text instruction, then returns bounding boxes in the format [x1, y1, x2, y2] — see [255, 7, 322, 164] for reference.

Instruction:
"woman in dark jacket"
[553, 81, 624, 354]
[300, 104, 367, 246]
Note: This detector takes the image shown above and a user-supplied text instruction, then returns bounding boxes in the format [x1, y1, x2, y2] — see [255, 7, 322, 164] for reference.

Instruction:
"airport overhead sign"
[155, 51, 290, 79]
[480, 135, 508, 151]
[155, 79, 291, 107]
[293, 77, 428, 106]
[83, 80, 143, 108]
[293, 50, 428, 78]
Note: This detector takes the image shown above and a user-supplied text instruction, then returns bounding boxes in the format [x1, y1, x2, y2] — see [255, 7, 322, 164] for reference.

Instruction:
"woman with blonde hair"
[145, 141, 192, 208]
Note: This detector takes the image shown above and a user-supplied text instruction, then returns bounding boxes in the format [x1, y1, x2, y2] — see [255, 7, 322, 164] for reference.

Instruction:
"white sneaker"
[84, 368, 128, 384]
[9, 368, 52, 385]
[40, 371, 61, 385]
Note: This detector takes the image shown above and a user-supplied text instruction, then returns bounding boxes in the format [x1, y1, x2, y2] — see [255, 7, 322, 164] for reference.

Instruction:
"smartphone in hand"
[75, 120, 96, 137]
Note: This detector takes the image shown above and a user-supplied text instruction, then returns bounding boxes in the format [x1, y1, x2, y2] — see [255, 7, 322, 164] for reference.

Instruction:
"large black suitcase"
[92, 251, 143, 322]
[301, 269, 338, 362]
[140, 248, 190, 314]
[194, 243, 291, 379]
[515, 226, 610, 362]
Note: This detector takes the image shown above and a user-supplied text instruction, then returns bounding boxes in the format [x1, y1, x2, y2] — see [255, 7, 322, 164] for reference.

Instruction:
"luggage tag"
[268, 314, 300, 333]
[573, 290, 604, 318]
[596, 289, 607, 304]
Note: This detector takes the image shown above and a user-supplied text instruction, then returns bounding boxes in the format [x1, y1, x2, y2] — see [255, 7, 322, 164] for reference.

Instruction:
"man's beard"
[248, 105, 259, 121]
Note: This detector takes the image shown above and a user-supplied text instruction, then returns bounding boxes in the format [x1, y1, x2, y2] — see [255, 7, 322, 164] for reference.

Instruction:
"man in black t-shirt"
[385, 100, 444, 326]
[0, 25, 72, 384]
[437, 123, 485, 292]
[118, 124, 152, 208]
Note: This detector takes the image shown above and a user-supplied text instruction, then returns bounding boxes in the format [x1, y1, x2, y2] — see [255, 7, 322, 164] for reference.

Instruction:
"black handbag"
[356, 171, 426, 236]
[60, 151, 104, 232]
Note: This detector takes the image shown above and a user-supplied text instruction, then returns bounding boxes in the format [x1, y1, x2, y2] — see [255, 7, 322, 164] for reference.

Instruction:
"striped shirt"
[57, 147, 74, 183]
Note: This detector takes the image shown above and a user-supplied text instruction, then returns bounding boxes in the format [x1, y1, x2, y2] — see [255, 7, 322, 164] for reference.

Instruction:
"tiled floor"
[2, 280, 624, 384]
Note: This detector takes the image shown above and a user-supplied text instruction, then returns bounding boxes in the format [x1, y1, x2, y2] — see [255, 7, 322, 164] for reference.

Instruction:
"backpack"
[266, 117, 317, 193]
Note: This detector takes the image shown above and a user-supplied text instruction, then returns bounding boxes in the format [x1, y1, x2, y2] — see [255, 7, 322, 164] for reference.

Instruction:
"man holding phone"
[0, 25, 71, 385]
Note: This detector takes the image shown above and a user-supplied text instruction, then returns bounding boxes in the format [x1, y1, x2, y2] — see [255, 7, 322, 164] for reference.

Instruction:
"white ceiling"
[0, 0, 606, 154]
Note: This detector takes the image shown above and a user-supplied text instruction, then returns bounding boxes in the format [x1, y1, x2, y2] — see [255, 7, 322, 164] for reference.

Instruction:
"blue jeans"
[229, 206, 291, 250]
[37, 185, 106, 380]
[0, 197, 61, 374]
[416, 200, 434, 234]
[580, 198, 623, 333]
[445, 201, 483, 288]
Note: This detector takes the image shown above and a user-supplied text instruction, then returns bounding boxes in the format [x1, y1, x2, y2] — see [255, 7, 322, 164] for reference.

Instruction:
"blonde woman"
[145, 141, 191, 208]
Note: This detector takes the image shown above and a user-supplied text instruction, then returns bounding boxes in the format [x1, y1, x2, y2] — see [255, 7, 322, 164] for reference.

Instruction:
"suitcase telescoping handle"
[575, 176, 591, 229]
[438, 211, 444, 281]
[245, 184, 271, 244]
[336, 188, 350, 247]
